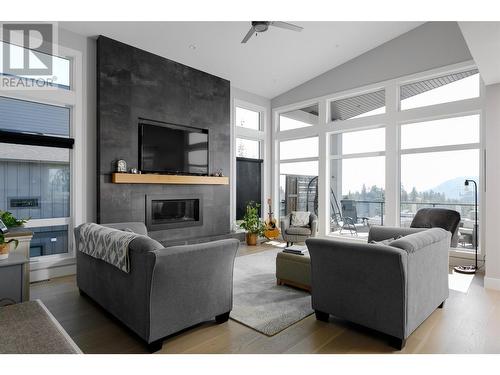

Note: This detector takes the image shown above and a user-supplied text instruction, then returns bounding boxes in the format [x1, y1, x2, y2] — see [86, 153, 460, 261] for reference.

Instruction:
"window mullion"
[385, 83, 399, 227]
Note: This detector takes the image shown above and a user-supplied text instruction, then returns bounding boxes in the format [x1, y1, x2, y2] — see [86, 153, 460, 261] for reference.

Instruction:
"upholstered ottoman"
[276, 251, 311, 292]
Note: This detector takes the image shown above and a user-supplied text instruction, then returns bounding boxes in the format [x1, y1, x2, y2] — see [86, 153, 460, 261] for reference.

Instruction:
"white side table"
[0, 253, 29, 306]
[4, 229, 33, 301]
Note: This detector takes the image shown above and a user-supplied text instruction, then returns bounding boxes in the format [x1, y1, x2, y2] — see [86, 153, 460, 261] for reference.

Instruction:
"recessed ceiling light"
[188, 44, 197, 50]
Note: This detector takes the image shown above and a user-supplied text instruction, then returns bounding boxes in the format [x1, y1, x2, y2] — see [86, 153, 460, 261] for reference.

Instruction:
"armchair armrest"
[368, 225, 424, 243]
[390, 228, 450, 253]
[309, 213, 318, 237]
[147, 239, 239, 342]
[280, 215, 290, 231]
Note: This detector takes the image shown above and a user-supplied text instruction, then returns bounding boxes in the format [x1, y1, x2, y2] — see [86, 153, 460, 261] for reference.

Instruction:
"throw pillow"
[291, 211, 310, 227]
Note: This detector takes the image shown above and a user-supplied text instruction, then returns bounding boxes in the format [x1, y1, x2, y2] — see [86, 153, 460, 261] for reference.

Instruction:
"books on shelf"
[283, 245, 308, 255]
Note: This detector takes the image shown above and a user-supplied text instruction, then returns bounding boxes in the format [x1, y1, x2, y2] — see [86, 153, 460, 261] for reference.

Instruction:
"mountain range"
[429, 176, 478, 201]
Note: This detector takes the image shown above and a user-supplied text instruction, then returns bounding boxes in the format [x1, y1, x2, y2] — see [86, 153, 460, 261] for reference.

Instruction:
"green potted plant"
[0, 210, 29, 228]
[239, 201, 266, 246]
[0, 234, 18, 260]
[0, 210, 28, 260]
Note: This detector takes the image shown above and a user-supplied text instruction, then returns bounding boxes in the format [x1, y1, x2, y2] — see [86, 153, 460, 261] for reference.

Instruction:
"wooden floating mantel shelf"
[111, 173, 229, 185]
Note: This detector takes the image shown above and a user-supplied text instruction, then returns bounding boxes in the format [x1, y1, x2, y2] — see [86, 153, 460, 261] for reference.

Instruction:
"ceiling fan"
[241, 21, 303, 43]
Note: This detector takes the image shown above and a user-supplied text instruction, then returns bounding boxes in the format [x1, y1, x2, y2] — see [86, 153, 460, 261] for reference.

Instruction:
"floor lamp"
[454, 179, 478, 274]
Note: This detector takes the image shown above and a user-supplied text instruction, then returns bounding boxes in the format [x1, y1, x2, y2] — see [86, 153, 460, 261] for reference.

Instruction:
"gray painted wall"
[272, 22, 472, 108]
[485, 83, 500, 284]
[97, 36, 231, 243]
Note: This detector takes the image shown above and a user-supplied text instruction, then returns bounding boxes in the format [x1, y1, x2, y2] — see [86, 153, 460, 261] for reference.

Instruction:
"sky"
[401, 149, 479, 192]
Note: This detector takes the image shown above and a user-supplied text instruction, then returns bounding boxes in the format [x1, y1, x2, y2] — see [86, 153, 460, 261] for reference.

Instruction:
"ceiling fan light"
[253, 23, 269, 33]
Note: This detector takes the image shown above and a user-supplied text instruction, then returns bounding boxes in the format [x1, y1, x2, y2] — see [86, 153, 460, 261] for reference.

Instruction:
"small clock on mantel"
[116, 159, 127, 173]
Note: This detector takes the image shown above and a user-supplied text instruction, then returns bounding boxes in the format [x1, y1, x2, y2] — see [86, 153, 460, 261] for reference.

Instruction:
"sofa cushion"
[291, 211, 310, 227]
[286, 226, 312, 236]
[389, 227, 449, 253]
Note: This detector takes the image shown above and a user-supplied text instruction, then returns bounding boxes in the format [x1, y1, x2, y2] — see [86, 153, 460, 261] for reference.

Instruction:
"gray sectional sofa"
[306, 226, 450, 350]
[75, 222, 239, 352]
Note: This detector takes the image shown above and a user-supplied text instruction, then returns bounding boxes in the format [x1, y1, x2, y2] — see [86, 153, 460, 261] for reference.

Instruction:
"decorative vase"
[246, 233, 258, 246]
[0, 243, 10, 260]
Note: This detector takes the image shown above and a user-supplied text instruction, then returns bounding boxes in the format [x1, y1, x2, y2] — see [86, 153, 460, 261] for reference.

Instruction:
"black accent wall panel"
[97, 36, 231, 243]
[236, 157, 262, 220]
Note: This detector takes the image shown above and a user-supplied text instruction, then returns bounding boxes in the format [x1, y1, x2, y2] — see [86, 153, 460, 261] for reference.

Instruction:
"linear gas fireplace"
[146, 195, 202, 231]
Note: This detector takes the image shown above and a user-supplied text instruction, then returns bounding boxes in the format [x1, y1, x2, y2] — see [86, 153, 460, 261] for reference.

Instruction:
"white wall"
[59, 27, 97, 224]
[272, 22, 472, 107]
[484, 83, 500, 290]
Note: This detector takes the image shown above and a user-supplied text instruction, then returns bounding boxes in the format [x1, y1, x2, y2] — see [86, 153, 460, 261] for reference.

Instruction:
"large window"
[0, 96, 70, 135]
[0, 40, 71, 90]
[330, 90, 386, 122]
[236, 138, 260, 159]
[280, 137, 318, 160]
[233, 102, 266, 224]
[279, 104, 319, 131]
[279, 160, 318, 219]
[401, 115, 480, 150]
[330, 128, 386, 237]
[279, 137, 319, 219]
[235, 106, 260, 131]
[273, 64, 483, 254]
[0, 97, 73, 258]
[278, 103, 320, 219]
[400, 114, 480, 249]
[400, 69, 479, 111]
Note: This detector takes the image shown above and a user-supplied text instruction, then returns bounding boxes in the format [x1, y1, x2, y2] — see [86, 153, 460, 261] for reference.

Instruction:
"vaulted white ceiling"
[459, 22, 500, 85]
[61, 21, 423, 98]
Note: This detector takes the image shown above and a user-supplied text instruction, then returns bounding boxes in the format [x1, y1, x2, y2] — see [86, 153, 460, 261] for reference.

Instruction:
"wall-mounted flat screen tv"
[139, 120, 209, 175]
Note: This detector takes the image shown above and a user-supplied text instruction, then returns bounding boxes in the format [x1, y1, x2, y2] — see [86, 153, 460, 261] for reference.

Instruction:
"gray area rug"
[0, 300, 81, 354]
[231, 248, 313, 336]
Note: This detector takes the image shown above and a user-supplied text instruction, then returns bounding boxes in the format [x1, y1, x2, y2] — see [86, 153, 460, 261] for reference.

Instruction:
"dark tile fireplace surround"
[97, 36, 234, 245]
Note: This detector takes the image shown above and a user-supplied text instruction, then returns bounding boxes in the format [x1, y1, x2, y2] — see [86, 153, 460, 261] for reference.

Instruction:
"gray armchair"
[410, 208, 461, 247]
[281, 212, 318, 246]
[306, 226, 450, 350]
[75, 222, 239, 352]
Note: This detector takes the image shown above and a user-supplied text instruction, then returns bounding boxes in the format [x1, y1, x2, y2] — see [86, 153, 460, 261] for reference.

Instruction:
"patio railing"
[330, 200, 476, 228]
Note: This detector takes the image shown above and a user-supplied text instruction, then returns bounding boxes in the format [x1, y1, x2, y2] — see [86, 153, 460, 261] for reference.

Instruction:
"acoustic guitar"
[264, 198, 280, 240]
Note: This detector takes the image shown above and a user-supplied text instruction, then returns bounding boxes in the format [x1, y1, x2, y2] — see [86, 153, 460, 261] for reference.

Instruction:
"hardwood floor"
[30, 241, 500, 354]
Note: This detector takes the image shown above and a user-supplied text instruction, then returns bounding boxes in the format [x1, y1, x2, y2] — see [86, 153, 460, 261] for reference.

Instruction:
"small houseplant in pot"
[0, 234, 18, 260]
[239, 202, 266, 246]
[0, 210, 28, 260]
[0, 210, 29, 228]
